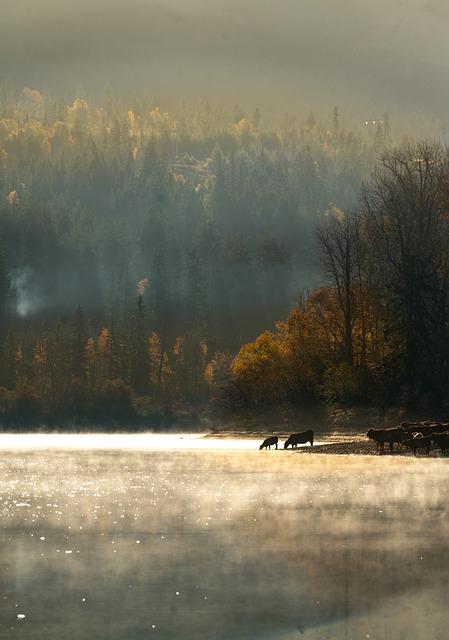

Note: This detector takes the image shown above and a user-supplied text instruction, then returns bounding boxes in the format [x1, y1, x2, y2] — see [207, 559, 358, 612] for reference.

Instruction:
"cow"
[366, 428, 406, 452]
[259, 436, 278, 450]
[284, 430, 314, 449]
[409, 424, 446, 437]
[389, 428, 409, 449]
[402, 436, 432, 456]
[432, 433, 449, 454]
[401, 422, 426, 435]
[400, 421, 446, 434]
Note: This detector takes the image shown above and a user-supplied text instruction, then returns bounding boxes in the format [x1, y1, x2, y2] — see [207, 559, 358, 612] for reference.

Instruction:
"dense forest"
[0, 88, 396, 426]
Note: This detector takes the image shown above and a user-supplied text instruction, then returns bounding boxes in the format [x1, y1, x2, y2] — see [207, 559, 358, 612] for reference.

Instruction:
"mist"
[3, 445, 449, 639]
[3, 0, 449, 126]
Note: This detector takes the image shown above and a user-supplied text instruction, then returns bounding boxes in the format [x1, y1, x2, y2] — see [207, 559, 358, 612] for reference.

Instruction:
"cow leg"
[275, 443, 278, 450]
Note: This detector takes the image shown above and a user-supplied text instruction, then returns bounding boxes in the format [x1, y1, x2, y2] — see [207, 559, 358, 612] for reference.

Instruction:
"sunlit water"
[1, 434, 448, 639]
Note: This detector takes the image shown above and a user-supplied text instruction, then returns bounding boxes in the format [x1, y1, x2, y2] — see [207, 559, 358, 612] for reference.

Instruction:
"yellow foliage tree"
[232, 331, 291, 405]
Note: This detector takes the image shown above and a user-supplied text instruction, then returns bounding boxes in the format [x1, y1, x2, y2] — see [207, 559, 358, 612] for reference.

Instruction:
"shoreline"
[295, 440, 447, 457]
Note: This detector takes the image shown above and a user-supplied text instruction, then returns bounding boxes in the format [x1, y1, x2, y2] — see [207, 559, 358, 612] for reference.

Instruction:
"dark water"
[1, 435, 449, 639]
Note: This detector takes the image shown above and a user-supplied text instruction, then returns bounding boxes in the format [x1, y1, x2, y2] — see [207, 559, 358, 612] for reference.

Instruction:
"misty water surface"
[1, 434, 449, 639]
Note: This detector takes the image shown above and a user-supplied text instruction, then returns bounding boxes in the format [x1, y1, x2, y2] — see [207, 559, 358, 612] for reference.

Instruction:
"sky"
[2, 0, 449, 123]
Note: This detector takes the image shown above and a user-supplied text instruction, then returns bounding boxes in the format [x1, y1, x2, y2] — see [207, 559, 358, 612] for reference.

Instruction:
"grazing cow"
[432, 433, 449, 454]
[284, 430, 314, 449]
[366, 428, 405, 452]
[259, 435, 278, 450]
[403, 436, 432, 456]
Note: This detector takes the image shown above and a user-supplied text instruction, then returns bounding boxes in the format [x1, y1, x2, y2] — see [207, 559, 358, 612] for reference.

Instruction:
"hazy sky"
[2, 0, 449, 122]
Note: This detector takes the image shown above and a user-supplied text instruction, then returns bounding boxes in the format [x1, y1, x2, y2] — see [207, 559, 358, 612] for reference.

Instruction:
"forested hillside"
[0, 89, 391, 425]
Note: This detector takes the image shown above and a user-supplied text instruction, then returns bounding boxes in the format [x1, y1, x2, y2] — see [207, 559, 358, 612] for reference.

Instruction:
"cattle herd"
[259, 431, 314, 450]
[366, 422, 449, 456]
[259, 422, 449, 456]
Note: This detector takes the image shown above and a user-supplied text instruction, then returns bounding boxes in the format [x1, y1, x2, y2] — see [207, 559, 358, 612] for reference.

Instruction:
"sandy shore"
[296, 440, 375, 455]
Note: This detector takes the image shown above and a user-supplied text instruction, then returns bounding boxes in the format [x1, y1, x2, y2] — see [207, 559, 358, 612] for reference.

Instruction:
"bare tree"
[316, 209, 364, 367]
[362, 141, 449, 403]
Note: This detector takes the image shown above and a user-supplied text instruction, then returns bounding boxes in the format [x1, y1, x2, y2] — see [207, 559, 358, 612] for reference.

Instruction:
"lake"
[1, 433, 448, 639]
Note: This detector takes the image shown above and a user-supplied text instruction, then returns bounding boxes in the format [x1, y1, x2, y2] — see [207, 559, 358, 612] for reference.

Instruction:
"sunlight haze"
[2, 0, 449, 123]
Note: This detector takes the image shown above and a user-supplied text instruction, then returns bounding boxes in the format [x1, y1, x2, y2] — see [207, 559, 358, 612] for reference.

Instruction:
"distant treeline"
[0, 89, 394, 425]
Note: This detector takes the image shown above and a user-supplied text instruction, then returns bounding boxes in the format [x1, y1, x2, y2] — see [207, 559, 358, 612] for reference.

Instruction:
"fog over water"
[1, 437, 449, 639]
[3, 0, 449, 124]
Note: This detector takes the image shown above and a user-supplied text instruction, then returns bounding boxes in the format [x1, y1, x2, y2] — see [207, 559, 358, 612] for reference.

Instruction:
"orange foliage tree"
[231, 285, 387, 407]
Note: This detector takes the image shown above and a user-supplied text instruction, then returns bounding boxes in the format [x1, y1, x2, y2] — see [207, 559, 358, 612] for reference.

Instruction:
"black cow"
[284, 430, 314, 449]
[259, 436, 278, 450]
[403, 436, 432, 456]
[432, 433, 449, 454]
[366, 427, 407, 452]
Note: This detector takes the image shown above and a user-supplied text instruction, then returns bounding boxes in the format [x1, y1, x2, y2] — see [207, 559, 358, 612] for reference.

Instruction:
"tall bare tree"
[362, 141, 449, 403]
[316, 209, 364, 367]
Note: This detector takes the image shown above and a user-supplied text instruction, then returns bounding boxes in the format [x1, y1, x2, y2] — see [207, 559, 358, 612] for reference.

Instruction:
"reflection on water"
[1, 435, 449, 639]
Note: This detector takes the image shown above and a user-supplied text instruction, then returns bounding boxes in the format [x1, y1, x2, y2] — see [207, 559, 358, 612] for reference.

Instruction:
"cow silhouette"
[259, 435, 278, 450]
[366, 427, 407, 452]
[432, 432, 449, 454]
[403, 436, 432, 456]
[284, 430, 314, 449]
